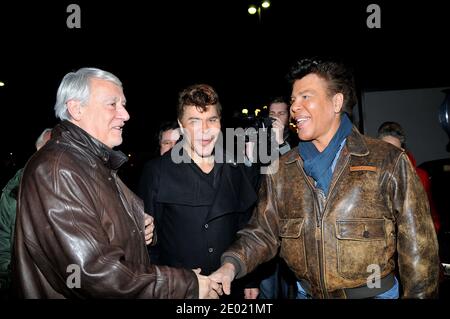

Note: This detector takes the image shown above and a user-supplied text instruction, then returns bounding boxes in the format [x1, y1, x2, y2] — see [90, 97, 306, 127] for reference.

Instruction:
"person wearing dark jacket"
[12, 68, 220, 299]
[139, 84, 259, 299]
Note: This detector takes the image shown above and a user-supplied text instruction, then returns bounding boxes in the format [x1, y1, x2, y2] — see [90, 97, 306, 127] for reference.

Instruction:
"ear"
[67, 100, 83, 121]
[332, 93, 344, 113]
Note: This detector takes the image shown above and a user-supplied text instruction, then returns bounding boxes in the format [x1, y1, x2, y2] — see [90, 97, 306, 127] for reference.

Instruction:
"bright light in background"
[0, 81, 5, 87]
[248, 6, 257, 15]
[255, 109, 261, 116]
[261, 1, 271, 9]
[262, 105, 268, 109]
[242, 108, 249, 115]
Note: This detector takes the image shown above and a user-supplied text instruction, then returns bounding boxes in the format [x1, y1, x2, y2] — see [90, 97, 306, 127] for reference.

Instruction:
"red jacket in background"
[407, 152, 441, 234]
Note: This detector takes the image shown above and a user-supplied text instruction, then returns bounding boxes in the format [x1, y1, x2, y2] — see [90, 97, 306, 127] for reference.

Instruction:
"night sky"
[1, 0, 450, 188]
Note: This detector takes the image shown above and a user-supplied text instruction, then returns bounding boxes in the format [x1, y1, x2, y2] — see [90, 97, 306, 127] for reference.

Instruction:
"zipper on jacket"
[319, 154, 351, 298]
[296, 161, 328, 298]
[321, 155, 350, 216]
[297, 153, 350, 299]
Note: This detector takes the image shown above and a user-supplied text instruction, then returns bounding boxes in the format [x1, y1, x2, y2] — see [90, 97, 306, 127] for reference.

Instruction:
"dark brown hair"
[177, 84, 222, 120]
[377, 121, 406, 147]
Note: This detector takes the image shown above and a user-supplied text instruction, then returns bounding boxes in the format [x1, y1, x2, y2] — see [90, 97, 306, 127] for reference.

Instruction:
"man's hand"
[193, 268, 223, 299]
[144, 213, 154, 245]
[209, 263, 236, 295]
[244, 288, 260, 299]
[271, 117, 285, 145]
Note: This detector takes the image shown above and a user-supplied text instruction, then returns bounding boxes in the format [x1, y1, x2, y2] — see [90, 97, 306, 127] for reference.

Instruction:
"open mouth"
[112, 126, 123, 131]
[295, 117, 311, 128]
[198, 137, 214, 146]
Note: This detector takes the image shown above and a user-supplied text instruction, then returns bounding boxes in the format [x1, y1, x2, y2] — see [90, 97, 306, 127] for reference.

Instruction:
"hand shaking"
[194, 268, 223, 299]
[208, 263, 236, 296]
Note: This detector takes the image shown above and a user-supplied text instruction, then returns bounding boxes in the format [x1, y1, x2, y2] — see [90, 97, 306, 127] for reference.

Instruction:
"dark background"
[1, 0, 450, 189]
[1, 0, 450, 300]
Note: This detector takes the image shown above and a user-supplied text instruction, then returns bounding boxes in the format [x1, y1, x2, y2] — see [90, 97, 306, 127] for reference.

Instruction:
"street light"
[0, 81, 5, 87]
[261, 1, 270, 9]
[247, 1, 271, 23]
[248, 6, 257, 15]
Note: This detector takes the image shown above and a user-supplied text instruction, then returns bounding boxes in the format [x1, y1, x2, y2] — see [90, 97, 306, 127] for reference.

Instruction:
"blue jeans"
[259, 269, 280, 299]
[259, 262, 290, 299]
[296, 276, 399, 299]
[372, 276, 399, 299]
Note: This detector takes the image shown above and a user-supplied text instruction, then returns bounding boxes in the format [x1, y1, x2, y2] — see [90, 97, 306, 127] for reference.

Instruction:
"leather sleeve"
[390, 153, 439, 298]
[222, 174, 281, 279]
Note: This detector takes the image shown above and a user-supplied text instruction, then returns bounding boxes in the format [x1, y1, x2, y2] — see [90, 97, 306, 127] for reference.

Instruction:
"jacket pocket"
[279, 218, 307, 278]
[335, 218, 387, 280]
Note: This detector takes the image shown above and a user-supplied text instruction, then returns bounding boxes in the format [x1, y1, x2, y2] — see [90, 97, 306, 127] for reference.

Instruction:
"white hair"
[35, 128, 52, 150]
[54, 67, 122, 121]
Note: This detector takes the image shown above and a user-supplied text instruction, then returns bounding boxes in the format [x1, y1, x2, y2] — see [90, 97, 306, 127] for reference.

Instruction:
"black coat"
[138, 151, 258, 276]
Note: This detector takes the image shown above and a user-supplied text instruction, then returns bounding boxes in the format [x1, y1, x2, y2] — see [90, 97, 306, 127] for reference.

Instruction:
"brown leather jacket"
[223, 127, 439, 298]
[12, 121, 198, 298]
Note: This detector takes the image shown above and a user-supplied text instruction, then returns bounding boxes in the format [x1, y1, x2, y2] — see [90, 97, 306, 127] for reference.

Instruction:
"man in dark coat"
[139, 84, 260, 299]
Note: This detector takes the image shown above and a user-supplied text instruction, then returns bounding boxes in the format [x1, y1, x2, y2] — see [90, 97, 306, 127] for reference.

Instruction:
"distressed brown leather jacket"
[12, 121, 198, 298]
[223, 127, 439, 298]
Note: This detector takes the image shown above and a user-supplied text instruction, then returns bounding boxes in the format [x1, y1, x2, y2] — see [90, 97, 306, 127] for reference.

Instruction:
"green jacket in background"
[0, 168, 23, 291]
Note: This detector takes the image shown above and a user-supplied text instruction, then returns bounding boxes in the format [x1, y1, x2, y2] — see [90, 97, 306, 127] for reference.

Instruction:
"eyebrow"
[106, 96, 127, 104]
[187, 116, 219, 121]
[295, 89, 315, 96]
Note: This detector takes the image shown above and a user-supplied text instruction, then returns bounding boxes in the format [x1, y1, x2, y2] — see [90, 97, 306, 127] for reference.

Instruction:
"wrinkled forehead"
[89, 78, 126, 101]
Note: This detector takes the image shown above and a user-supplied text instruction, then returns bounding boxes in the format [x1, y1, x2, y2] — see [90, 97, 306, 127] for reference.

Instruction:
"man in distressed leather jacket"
[211, 58, 439, 299]
[12, 68, 221, 299]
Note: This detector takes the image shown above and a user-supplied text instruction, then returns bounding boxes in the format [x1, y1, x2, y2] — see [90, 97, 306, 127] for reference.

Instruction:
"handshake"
[194, 263, 258, 299]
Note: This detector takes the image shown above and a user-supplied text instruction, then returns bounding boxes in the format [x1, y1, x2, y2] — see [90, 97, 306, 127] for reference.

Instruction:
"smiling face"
[290, 73, 343, 151]
[69, 78, 129, 148]
[178, 104, 221, 159]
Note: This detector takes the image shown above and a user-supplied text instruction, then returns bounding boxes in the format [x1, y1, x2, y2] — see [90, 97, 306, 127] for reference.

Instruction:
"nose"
[290, 102, 300, 116]
[118, 104, 130, 122]
[202, 119, 210, 133]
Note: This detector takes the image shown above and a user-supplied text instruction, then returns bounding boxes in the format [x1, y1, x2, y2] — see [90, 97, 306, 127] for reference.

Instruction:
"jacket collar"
[285, 126, 369, 165]
[155, 154, 257, 221]
[53, 120, 128, 170]
[345, 126, 370, 157]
